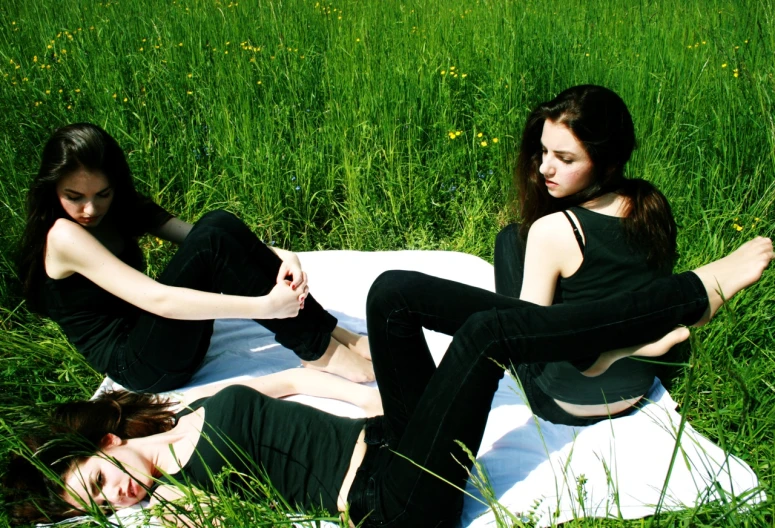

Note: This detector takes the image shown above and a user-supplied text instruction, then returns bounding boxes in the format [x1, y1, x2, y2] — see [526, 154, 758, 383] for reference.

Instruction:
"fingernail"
[292, 284, 296, 290]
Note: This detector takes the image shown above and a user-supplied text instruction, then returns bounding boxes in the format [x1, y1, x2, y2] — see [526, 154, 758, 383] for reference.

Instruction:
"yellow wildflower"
[123, 97, 128, 102]
[492, 137, 499, 143]
[733, 223, 743, 231]
[188, 73, 193, 78]
[448, 132, 456, 139]
[441, 70, 446, 75]
[455, 130, 462, 136]
[33, 56, 38, 62]
[477, 132, 483, 138]
[187, 91, 193, 95]
[480, 141, 488, 147]
[112, 93, 117, 98]
[722, 63, 727, 68]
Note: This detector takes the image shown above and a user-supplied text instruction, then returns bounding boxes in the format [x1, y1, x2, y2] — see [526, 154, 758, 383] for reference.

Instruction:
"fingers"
[276, 262, 290, 285]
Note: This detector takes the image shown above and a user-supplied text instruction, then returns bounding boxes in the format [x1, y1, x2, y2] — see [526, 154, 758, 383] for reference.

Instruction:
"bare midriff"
[554, 395, 643, 418]
[337, 428, 368, 513]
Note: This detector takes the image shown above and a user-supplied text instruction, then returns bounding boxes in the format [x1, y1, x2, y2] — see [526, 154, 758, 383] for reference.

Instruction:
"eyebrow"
[63, 186, 112, 195]
[540, 142, 577, 157]
[88, 472, 99, 501]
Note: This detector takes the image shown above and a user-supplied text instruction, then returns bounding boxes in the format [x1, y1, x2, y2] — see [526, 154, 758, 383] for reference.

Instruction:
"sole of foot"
[691, 236, 774, 327]
[302, 337, 375, 383]
[582, 326, 690, 377]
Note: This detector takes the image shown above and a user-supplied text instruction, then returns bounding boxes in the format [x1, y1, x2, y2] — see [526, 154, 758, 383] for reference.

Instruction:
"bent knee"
[187, 210, 250, 242]
[366, 270, 423, 314]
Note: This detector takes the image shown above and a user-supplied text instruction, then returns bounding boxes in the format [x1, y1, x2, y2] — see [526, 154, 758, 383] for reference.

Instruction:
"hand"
[276, 253, 304, 289]
[265, 277, 308, 319]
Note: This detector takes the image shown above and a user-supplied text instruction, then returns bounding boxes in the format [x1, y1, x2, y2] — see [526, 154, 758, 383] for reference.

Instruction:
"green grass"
[0, 0, 774, 525]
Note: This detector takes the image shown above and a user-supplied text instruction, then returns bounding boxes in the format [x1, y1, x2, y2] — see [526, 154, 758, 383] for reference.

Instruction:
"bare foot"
[302, 337, 375, 383]
[332, 326, 372, 360]
[582, 326, 690, 377]
[691, 237, 774, 327]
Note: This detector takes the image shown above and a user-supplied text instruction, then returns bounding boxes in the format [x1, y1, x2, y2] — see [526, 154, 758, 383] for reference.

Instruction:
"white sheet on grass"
[90, 250, 763, 527]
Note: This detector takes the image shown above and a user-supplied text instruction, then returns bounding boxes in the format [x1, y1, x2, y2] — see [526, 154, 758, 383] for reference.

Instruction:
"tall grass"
[0, 0, 773, 525]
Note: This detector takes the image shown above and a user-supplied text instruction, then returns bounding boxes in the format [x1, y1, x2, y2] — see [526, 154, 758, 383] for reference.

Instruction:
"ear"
[99, 433, 123, 449]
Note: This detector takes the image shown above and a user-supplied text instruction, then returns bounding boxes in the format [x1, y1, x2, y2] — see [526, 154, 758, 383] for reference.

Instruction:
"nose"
[83, 200, 97, 216]
[104, 483, 124, 505]
[539, 155, 554, 177]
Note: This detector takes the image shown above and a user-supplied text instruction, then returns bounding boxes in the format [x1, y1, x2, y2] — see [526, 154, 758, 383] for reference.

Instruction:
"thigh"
[366, 270, 529, 443]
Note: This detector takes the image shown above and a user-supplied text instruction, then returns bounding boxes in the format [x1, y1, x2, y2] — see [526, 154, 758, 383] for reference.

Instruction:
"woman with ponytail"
[494, 85, 680, 426]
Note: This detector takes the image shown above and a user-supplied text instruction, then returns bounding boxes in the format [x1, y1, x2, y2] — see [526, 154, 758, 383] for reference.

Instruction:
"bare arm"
[151, 217, 194, 244]
[150, 486, 219, 528]
[181, 369, 383, 416]
[44, 219, 305, 320]
[519, 213, 582, 305]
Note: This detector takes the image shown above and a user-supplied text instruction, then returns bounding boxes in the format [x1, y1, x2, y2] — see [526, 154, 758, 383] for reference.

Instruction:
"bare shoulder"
[527, 212, 584, 269]
[150, 483, 188, 504]
[529, 213, 578, 245]
[46, 218, 88, 256]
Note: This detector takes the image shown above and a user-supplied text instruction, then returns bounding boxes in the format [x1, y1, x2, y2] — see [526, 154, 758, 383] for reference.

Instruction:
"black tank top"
[533, 206, 669, 404]
[37, 201, 173, 373]
[154, 386, 366, 513]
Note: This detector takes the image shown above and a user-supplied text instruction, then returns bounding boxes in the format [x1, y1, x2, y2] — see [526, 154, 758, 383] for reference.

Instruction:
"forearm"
[182, 369, 382, 415]
[285, 369, 380, 410]
[147, 285, 278, 320]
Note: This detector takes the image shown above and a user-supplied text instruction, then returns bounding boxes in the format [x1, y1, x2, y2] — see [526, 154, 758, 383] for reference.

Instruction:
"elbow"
[146, 289, 181, 319]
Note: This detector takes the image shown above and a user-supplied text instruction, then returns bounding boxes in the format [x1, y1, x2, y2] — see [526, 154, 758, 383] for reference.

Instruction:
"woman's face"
[62, 436, 153, 511]
[56, 168, 114, 228]
[538, 119, 595, 199]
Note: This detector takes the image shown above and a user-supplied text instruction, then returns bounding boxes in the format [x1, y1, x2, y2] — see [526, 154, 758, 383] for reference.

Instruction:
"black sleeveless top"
[154, 386, 366, 513]
[532, 206, 669, 404]
[37, 201, 172, 373]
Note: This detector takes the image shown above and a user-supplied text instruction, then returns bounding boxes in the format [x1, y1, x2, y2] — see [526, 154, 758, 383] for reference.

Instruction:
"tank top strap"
[561, 210, 585, 256]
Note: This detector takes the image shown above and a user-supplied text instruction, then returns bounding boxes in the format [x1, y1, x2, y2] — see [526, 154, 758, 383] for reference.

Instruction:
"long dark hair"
[2, 391, 176, 525]
[18, 123, 146, 312]
[515, 85, 677, 270]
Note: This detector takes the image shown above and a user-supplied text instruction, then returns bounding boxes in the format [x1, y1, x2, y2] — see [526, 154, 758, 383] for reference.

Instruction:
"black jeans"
[109, 210, 337, 393]
[347, 269, 708, 527]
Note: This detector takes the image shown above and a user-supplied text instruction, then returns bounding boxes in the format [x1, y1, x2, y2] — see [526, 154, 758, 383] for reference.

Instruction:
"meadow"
[0, 0, 774, 525]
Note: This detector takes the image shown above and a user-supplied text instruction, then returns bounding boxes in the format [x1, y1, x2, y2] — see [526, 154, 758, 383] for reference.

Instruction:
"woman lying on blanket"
[495, 85, 683, 425]
[4, 237, 772, 526]
[17, 123, 373, 391]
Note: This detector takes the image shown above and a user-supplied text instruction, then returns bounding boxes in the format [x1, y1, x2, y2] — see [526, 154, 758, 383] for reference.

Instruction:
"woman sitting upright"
[18, 123, 373, 392]
[495, 85, 682, 425]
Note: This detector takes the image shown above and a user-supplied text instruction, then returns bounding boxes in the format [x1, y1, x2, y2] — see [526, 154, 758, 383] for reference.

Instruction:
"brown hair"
[2, 391, 176, 525]
[515, 85, 677, 270]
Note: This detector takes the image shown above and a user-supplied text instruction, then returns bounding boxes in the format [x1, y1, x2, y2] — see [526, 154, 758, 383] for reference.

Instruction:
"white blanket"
[94, 250, 764, 527]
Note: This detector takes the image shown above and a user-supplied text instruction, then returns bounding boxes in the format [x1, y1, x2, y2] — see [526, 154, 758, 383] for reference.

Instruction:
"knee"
[366, 270, 422, 317]
[197, 209, 242, 230]
[188, 210, 250, 243]
[494, 223, 525, 259]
